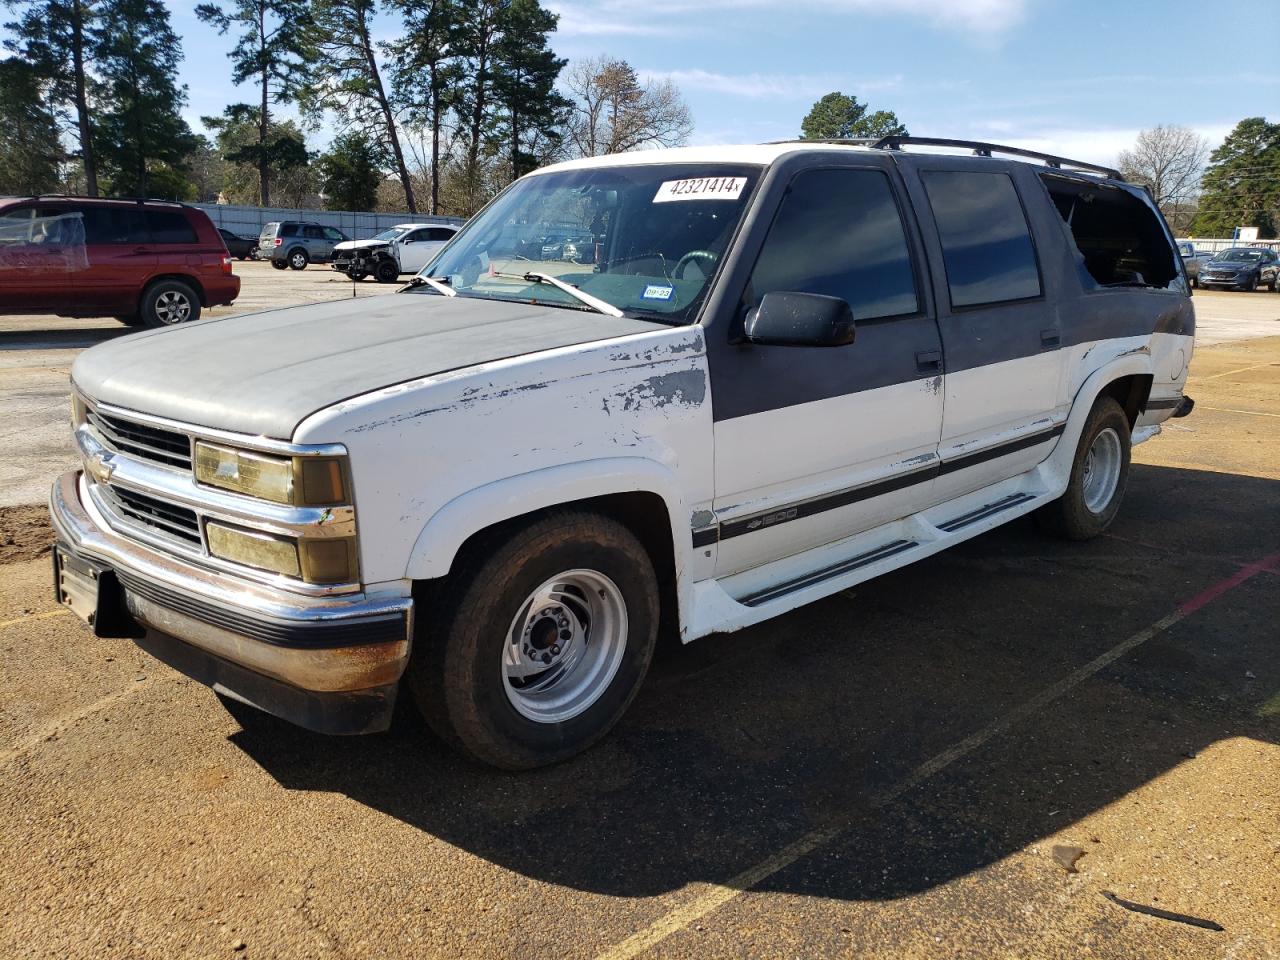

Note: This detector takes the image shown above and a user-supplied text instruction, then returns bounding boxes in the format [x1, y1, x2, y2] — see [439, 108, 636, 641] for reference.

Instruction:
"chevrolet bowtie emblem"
[88, 451, 116, 484]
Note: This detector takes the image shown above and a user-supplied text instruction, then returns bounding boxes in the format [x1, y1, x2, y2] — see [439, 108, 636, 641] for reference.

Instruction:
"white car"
[54, 138, 1195, 769]
[331, 222, 460, 282]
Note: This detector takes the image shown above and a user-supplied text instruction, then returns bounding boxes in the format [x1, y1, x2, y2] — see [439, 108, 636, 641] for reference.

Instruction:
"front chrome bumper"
[50, 470, 413, 733]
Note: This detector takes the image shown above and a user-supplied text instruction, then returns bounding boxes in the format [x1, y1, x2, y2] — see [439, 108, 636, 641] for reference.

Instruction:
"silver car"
[259, 221, 350, 271]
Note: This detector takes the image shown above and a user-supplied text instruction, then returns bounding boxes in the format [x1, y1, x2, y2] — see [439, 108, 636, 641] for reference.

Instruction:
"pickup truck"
[51, 138, 1195, 769]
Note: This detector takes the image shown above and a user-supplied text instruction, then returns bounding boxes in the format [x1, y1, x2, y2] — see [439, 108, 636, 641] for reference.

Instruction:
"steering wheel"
[673, 249, 718, 280]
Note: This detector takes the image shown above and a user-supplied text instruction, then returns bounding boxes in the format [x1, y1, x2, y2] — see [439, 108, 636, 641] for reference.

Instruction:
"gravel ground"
[0, 286, 1276, 959]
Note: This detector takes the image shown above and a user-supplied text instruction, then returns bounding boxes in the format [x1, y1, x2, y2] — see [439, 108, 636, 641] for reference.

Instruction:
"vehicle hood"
[334, 238, 391, 252]
[1205, 258, 1257, 269]
[72, 294, 658, 439]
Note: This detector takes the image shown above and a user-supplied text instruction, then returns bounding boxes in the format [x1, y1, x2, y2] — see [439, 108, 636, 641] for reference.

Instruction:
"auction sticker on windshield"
[653, 177, 747, 202]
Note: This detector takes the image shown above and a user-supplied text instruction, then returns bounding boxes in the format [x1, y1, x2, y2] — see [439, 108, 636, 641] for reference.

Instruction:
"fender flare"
[405, 457, 694, 625]
[1040, 352, 1155, 492]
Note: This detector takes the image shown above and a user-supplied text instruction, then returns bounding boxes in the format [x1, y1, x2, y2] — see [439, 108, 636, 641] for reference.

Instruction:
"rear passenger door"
[0, 205, 81, 312]
[902, 159, 1065, 503]
[75, 205, 156, 315]
[708, 161, 945, 577]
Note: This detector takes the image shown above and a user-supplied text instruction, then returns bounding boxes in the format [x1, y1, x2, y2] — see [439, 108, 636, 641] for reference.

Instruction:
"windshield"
[370, 228, 404, 242]
[420, 164, 760, 323]
[1213, 248, 1263, 262]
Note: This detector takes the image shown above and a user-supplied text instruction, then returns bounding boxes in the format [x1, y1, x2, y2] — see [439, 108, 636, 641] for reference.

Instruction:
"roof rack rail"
[764, 136, 1122, 181]
[871, 136, 1122, 180]
[32, 194, 189, 207]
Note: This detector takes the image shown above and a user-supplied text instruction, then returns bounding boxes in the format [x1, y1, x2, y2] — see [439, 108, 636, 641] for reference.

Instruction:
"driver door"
[708, 163, 945, 578]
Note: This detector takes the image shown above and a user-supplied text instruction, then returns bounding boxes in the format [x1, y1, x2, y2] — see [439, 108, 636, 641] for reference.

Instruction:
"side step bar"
[740, 539, 917, 607]
[937, 492, 1035, 532]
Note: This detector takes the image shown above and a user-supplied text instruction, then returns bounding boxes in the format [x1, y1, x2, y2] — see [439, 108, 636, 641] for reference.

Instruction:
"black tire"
[347, 269, 368, 282]
[140, 279, 201, 328]
[1036, 396, 1131, 541]
[114, 313, 145, 327]
[287, 248, 309, 270]
[410, 510, 660, 769]
[375, 258, 400, 283]
[271, 259, 288, 270]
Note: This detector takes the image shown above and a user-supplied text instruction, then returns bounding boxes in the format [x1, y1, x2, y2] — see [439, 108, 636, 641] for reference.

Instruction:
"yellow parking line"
[0, 608, 71, 630]
[1194, 361, 1278, 381]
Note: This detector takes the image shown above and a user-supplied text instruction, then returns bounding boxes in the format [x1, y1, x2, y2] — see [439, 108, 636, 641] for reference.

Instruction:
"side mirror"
[744, 291, 856, 347]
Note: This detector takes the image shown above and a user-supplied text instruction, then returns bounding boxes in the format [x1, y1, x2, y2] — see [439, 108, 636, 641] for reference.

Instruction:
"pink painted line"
[1177, 552, 1280, 616]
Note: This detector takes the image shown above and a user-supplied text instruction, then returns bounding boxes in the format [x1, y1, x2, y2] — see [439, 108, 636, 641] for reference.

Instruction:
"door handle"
[1040, 328, 1061, 348]
[915, 349, 942, 372]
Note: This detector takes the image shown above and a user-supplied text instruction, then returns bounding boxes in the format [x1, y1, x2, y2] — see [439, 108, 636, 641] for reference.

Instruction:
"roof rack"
[766, 136, 1122, 181]
[32, 194, 189, 207]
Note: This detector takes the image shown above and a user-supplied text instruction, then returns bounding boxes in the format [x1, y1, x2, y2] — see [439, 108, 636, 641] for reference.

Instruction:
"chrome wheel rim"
[1081, 427, 1122, 514]
[502, 569, 628, 724]
[290, 252, 306, 268]
[154, 290, 191, 324]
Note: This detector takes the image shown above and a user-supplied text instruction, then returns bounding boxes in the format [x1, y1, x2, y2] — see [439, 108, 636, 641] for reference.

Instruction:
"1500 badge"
[746, 508, 799, 531]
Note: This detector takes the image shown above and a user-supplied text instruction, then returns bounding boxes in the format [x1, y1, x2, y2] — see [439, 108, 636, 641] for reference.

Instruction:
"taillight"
[221, 255, 232, 275]
[273, 237, 282, 246]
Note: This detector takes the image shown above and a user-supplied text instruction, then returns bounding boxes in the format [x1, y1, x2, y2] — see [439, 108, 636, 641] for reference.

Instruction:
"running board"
[740, 539, 918, 607]
[937, 492, 1036, 532]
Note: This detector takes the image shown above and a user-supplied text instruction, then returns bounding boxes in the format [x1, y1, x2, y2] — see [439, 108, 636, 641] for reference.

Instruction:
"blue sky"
[165, 0, 1277, 165]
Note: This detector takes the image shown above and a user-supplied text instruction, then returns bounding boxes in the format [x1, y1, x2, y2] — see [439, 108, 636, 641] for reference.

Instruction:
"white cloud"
[549, 0, 1028, 37]
[943, 123, 1235, 167]
[638, 69, 902, 101]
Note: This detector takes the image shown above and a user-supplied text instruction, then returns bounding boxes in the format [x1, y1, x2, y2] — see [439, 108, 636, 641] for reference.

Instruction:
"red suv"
[0, 196, 240, 328]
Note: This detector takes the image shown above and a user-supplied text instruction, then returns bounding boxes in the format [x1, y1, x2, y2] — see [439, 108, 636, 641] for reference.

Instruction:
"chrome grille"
[99, 484, 202, 546]
[88, 410, 192, 469]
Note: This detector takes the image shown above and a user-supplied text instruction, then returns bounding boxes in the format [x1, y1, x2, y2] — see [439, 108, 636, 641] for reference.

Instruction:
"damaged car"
[332, 223, 460, 282]
[53, 138, 1194, 769]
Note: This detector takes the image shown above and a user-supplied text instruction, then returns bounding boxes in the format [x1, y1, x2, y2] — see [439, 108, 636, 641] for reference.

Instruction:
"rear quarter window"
[145, 210, 198, 244]
[922, 170, 1042, 308]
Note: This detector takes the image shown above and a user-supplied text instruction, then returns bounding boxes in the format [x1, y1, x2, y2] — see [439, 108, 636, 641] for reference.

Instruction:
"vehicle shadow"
[226, 463, 1279, 901]
[0, 324, 133, 351]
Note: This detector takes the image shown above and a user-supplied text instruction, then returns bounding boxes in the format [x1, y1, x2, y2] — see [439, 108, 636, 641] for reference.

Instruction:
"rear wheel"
[288, 249, 309, 270]
[140, 279, 201, 329]
[1036, 396, 1130, 540]
[410, 510, 659, 769]
[375, 258, 400, 283]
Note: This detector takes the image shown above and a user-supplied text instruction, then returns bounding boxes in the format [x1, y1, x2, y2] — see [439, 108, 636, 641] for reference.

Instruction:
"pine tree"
[800, 92, 907, 141]
[195, 0, 311, 205]
[1190, 118, 1280, 239]
[4, 0, 103, 194]
[493, 0, 567, 179]
[94, 0, 197, 197]
[302, 0, 418, 211]
[0, 58, 64, 194]
[317, 131, 386, 210]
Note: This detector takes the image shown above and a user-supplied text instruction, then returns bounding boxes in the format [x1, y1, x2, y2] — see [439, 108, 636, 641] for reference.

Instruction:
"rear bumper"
[205, 274, 240, 306]
[50, 470, 412, 734]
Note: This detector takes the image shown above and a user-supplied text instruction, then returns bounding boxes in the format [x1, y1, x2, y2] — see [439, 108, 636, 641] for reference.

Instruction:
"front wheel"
[1036, 396, 1131, 540]
[410, 511, 659, 769]
[374, 258, 400, 283]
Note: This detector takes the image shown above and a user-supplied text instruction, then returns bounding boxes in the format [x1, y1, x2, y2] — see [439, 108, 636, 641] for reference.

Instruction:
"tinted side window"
[304, 225, 325, 239]
[428, 228, 454, 241]
[922, 171, 1041, 307]
[281, 224, 299, 237]
[82, 207, 148, 244]
[403, 229, 430, 243]
[323, 227, 344, 241]
[145, 210, 198, 244]
[748, 168, 918, 321]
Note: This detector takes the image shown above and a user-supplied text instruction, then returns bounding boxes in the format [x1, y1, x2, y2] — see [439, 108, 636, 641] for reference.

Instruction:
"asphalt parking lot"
[1, 271, 1278, 959]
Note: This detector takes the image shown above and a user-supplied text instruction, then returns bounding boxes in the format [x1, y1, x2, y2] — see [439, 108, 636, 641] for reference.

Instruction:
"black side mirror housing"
[744, 291, 856, 347]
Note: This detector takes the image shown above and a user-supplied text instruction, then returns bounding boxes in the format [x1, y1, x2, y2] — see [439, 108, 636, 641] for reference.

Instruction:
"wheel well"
[1099, 374, 1153, 427]
[143, 273, 207, 307]
[417, 491, 679, 639]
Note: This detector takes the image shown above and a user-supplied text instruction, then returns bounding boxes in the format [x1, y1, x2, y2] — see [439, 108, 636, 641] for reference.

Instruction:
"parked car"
[217, 228, 257, 260]
[53, 138, 1194, 769]
[1196, 246, 1279, 291]
[258, 221, 350, 270]
[331, 223, 459, 282]
[0, 196, 239, 327]
[1177, 241, 1209, 287]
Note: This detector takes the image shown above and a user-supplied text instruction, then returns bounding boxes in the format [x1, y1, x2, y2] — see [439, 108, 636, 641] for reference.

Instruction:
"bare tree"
[1118, 125, 1210, 235]
[563, 56, 692, 157]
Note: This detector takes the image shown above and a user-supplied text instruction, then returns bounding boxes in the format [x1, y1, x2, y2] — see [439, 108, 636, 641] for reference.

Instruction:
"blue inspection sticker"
[642, 284, 675, 301]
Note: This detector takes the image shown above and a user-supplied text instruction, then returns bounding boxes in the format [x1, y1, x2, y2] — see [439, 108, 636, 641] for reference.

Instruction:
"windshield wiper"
[490, 269, 624, 318]
[402, 275, 456, 297]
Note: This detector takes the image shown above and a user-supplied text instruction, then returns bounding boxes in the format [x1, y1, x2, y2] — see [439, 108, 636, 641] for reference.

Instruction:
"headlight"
[206, 522, 358, 584]
[194, 442, 347, 506]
